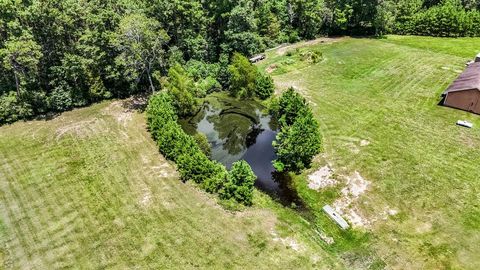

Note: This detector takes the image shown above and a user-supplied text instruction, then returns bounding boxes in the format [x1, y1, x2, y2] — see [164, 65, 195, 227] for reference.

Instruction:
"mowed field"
[260, 36, 480, 269]
[1, 36, 480, 270]
[0, 100, 340, 269]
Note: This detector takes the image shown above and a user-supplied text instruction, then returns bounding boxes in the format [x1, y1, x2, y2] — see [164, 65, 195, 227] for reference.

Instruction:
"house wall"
[445, 89, 480, 114]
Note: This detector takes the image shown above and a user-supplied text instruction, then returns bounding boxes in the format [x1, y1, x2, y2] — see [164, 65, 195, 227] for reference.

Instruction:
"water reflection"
[180, 94, 301, 205]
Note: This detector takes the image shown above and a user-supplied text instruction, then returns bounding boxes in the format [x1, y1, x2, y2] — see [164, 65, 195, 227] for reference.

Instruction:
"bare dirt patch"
[271, 231, 305, 252]
[346, 142, 360, 154]
[139, 187, 152, 207]
[333, 171, 371, 228]
[116, 112, 132, 127]
[328, 171, 398, 228]
[315, 230, 335, 245]
[308, 166, 337, 190]
[274, 79, 306, 93]
[102, 101, 134, 128]
[266, 64, 278, 74]
[360, 140, 370, 147]
[55, 118, 107, 140]
[415, 222, 433, 234]
[343, 171, 370, 197]
[276, 37, 344, 56]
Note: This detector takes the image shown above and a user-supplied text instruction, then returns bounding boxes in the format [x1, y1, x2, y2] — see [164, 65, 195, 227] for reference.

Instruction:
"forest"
[1, 0, 480, 124]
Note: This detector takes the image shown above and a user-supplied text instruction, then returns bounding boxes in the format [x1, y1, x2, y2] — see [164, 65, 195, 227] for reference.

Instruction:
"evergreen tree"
[228, 53, 257, 98]
[273, 108, 322, 173]
[222, 160, 256, 205]
[163, 64, 199, 116]
[255, 73, 275, 100]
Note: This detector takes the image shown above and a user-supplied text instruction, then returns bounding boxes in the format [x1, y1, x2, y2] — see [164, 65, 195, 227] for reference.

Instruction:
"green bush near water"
[193, 133, 212, 158]
[221, 160, 256, 206]
[228, 53, 274, 100]
[146, 92, 255, 205]
[270, 87, 322, 173]
[255, 73, 275, 100]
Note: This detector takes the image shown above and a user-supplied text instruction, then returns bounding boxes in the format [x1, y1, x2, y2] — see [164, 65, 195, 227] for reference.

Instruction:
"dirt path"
[274, 37, 345, 56]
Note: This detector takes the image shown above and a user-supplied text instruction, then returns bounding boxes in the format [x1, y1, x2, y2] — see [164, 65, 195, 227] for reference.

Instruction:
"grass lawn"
[0, 100, 340, 269]
[1, 35, 480, 269]
[260, 35, 480, 269]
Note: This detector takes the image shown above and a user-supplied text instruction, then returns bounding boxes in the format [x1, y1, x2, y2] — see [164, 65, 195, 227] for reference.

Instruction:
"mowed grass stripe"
[270, 36, 480, 269]
[2, 154, 49, 267]
[1, 101, 339, 269]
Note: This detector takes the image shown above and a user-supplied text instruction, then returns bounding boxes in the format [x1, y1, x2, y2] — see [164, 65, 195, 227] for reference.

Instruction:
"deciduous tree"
[0, 30, 42, 97]
[115, 14, 169, 93]
[163, 64, 199, 116]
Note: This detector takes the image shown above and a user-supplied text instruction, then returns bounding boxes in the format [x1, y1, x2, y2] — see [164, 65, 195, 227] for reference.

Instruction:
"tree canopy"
[271, 88, 322, 173]
[228, 53, 258, 99]
[1, 0, 480, 124]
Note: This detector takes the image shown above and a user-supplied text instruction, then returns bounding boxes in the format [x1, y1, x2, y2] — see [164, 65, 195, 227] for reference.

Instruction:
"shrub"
[288, 30, 300, 43]
[156, 122, 199, 161]
[300, 50, 323, 64]
[48, 86, 73, 111]
[193, 133, 212, 158]
[146, 92, 255, 205]
[255, 73, 275, 100]
[282, 58, 295, 65]
[177, 152, 219, 183]
[0, 91, 33, 124]
[221, 160, 256, 205]
[201, 164, 228, 193]
[273, 108, 322, 173]
[270, 87, 308, 126]
[146, 93, 177, 139]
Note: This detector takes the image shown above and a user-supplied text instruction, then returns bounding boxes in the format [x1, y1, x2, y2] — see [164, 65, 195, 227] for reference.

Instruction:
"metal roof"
[444, 62, 480, 94]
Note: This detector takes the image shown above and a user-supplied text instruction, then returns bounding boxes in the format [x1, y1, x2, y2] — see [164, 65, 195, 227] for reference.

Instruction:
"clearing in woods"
[1, 35, 480, 269]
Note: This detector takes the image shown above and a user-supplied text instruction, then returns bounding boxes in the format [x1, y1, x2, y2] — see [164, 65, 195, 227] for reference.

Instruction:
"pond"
[180, 93, 300, 205]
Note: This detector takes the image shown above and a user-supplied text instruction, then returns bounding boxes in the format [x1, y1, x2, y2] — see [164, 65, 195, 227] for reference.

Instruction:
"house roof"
[444, 62, 480, 94]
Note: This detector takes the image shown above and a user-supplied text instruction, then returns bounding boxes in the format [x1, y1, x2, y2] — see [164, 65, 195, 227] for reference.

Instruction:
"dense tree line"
[1, 0, 480, 124]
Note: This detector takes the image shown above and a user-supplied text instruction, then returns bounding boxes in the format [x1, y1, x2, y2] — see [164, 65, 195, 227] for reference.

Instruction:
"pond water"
[180, 94, 300, 204]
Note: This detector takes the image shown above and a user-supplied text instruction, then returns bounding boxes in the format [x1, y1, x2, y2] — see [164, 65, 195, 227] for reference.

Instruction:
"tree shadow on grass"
[269, 171, 307, 210]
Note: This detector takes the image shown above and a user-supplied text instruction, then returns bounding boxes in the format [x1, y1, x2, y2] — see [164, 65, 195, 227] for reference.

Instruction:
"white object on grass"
[323, 205, 350, 230]
[457, 120, 473, 128]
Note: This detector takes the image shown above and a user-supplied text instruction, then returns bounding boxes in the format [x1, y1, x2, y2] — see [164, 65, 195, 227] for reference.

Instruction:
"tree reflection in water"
[179, 93, 299, 205]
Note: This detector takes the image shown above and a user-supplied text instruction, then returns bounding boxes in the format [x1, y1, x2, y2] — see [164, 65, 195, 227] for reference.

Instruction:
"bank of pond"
[179, 93, 301, 205]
